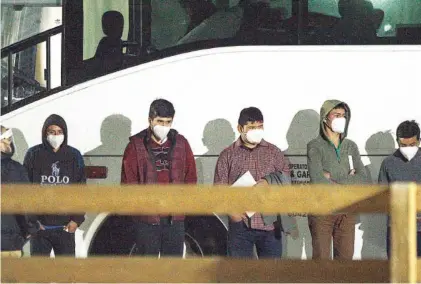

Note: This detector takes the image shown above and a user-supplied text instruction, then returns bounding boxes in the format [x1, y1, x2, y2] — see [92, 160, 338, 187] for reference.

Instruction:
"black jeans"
[386, 227, 421, 258]
[134, 218, 185, 257]
[30, 229, 75, 256]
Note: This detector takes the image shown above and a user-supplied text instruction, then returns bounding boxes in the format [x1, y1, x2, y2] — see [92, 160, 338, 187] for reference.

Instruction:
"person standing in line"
[214, 106, 291, 258]
[121, 99, 197, 257]
[378, 120, 421, 258]
[1, 126, 30, 257]
[24, 114, 86, 256]
[307, 100, 369, 260]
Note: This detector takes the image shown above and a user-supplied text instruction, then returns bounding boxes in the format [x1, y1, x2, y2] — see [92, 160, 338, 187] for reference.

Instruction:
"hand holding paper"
[232, 171, 256, 217]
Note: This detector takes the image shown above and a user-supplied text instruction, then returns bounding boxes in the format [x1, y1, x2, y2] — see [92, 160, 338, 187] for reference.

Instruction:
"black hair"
[149, 99, 175, 119]
[333, 103, 346, 110]
[396, 120, 420, 140]
[238, 107, 264, 126]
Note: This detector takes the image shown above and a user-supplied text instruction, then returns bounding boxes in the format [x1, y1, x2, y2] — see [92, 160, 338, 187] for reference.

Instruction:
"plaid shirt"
[214, 138, 291, 231]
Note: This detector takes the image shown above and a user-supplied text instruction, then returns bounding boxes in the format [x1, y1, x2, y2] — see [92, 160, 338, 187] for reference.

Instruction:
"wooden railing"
[1, 184, 420, 283]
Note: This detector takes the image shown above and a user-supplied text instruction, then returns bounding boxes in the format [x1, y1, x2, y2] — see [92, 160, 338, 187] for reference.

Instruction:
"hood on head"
[319, 99, 351, 141]
[42, 114, 68, 149]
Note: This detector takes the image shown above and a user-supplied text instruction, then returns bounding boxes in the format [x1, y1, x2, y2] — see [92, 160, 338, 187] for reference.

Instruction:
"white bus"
[1, 0, 420, 259]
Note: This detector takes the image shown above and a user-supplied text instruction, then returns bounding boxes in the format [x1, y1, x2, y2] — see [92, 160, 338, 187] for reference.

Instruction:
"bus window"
[270, 0, 292, 19]
[369, 0, 421, 37]
[1, 5, 62, 48]
[1, 4, 62, 107]
[151, 0, 191, 50]
[308, 0, 421, 40]
[83, 0, 130, 60]
[157, 0, 294, 48]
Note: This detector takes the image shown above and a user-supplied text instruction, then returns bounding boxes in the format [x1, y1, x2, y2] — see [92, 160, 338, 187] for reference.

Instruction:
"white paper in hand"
[231, 171, 256, 217]
[348, 155, 354, 171]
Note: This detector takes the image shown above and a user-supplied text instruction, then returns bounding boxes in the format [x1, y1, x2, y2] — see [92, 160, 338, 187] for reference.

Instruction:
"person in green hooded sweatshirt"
[307, 100, 369, 260]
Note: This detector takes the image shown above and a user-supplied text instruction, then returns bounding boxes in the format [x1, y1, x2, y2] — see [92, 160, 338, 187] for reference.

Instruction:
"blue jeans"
[228, 221, 282, 258]
[386, 227, 421, 258]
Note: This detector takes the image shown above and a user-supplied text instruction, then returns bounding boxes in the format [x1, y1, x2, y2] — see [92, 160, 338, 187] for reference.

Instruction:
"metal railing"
[1, 25, 63, 112]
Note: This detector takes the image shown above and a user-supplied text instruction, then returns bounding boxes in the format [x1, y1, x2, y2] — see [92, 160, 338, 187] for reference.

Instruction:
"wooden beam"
[1, 184, 389, 214]
[390, 183, 418, 283]
[1, 257, 389, 283]
[418, 259, 421, 282]
[417, 187, 421, 210]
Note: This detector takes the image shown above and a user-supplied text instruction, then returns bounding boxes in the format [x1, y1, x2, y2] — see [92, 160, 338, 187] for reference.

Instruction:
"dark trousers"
[228, 221, 282, 258]
[386, 227, 421, 258]
[134, 218, 185, 257]
[30, 229, 75, 256]
[308, 214, 355, 260]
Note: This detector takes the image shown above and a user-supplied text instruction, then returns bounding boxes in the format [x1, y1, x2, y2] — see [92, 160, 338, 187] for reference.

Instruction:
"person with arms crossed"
[307, 100, 369, 260]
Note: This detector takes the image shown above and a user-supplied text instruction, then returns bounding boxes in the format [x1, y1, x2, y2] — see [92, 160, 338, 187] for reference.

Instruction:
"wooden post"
[390, 183, 418, 283]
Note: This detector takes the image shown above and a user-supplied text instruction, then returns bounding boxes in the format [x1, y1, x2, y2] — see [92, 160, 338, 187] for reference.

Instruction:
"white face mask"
[153, 125, 171, 143]
[245, 129, 264, 144]
[47, 134, 64, 149]
[331, 117, 347, 134]
[399, 146, 419, 161]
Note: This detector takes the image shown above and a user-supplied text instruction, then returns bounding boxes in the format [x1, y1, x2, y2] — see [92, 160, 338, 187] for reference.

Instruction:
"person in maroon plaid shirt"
[214, 107, 291, 258]
[121, 99, 197, 257]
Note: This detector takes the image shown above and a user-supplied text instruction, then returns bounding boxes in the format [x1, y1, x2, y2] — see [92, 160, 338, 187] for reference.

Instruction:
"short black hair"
[149, 99, 175, 119]
[238, 107, 264, 126]
[396, 120, 420, 140]
[333, 103, 346, 110]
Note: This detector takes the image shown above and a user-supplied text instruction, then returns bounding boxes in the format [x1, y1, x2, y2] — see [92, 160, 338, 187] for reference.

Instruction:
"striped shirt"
[214, 138, 291, 231]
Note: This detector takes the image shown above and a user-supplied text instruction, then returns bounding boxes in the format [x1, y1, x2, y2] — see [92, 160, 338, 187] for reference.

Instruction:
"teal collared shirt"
[329, 140, 342, 162]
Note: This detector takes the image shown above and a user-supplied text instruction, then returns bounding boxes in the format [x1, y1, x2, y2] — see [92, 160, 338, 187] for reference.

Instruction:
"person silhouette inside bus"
[23, 114, 86, 256]
[1, 125, 30, 258]
[121, 99, 197, 257]
[214, 107, 291, 258]
[378, 120, 421, 258]
[307, 100, 369, 260]
[94, 10, 125, 73]
[335, 0, 384, 44]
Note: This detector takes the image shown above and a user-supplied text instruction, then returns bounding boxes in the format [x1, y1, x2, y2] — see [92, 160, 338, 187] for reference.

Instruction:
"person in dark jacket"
[23, 114, 86, 256]
[378, 120, 421, 258]
[1, 125, 30, 257]
[121, 99, 197, 257]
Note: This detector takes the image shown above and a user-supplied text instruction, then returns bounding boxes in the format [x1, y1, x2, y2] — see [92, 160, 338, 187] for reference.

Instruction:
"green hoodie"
[307, 100, 369, 185]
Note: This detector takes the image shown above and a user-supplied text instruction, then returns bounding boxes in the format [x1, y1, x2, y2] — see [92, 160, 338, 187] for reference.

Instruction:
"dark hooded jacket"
[23, 114, 86, 230]
[261, 172, 295, 233]
[1, 140, 30, 251]
[307, 100, 369, 185]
